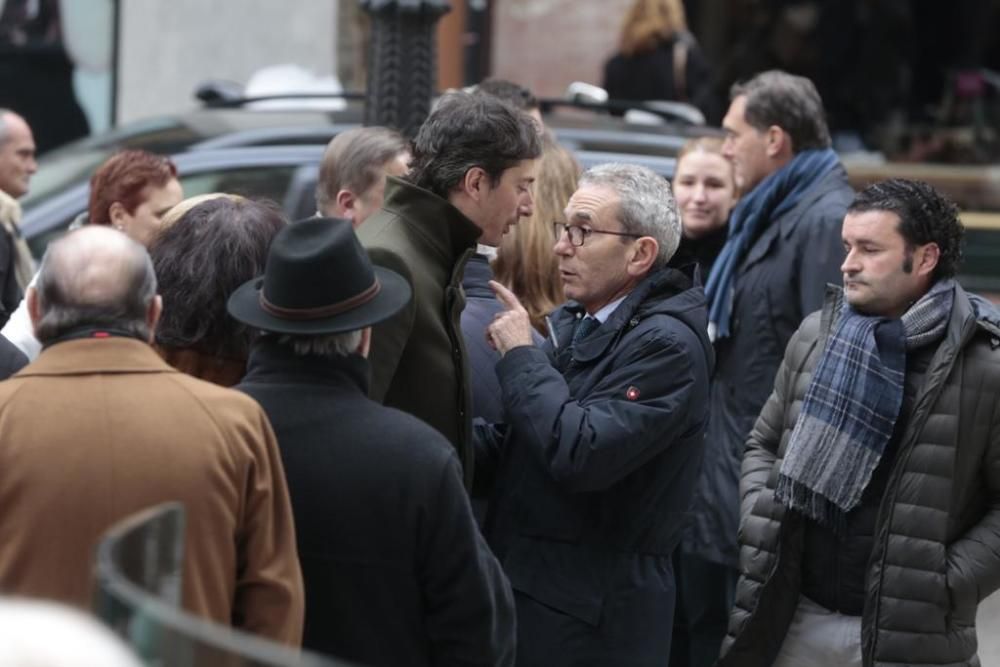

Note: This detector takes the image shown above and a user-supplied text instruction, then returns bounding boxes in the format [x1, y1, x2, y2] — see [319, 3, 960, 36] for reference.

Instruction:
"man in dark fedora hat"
[229, 217, 515, 667]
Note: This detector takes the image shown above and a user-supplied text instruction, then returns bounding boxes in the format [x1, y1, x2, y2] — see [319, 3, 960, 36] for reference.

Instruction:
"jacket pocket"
[503, 535, 606, 627]
[945, 558, 978, 627]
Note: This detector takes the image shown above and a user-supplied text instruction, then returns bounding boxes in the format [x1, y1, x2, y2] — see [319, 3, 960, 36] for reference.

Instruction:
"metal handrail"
[93, 503, 350, 667]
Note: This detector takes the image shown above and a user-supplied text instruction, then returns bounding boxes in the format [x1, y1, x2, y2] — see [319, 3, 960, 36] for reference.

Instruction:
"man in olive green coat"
[358, 92, 539, 486]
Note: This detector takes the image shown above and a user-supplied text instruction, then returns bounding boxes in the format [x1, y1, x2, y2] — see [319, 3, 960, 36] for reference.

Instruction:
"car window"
[179, 165, 298, 206]
[21, 149, 113, 210]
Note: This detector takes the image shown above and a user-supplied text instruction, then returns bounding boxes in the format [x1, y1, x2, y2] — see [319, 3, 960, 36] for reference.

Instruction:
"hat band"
[259, 279, 382, 321]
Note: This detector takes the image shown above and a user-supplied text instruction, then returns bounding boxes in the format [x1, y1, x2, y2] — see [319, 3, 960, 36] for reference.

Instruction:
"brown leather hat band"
[259, 279, 382, 320]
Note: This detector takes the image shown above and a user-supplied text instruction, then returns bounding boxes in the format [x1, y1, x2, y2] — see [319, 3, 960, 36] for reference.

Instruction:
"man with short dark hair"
[315, 126, 409, 227]
[720, 179, 1000, 667]
[680, 70, 854, 663]
[230, 217, 515, 666]
[479, 162, 713, 665]
[0, 226, 304, 646]
[358, 91, 541, 485]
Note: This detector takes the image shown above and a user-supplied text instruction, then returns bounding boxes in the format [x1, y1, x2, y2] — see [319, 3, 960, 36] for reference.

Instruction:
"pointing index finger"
[489, 280, 522, 311]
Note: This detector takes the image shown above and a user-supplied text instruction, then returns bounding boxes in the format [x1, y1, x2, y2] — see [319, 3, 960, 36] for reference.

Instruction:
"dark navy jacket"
[460, 253, 543, 424]
[476, 265, 713, 666]
[684, 166, 853, 569]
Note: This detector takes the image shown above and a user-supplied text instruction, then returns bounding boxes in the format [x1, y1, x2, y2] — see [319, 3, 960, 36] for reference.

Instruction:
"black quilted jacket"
[719, 284, 1000, 667]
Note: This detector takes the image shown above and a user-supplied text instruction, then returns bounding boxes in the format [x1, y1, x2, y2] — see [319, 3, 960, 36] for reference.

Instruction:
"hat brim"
[227, 266, 412, 335]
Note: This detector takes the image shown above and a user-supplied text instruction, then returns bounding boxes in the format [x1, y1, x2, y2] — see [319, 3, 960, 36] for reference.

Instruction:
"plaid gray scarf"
[775, 279, 955, 528]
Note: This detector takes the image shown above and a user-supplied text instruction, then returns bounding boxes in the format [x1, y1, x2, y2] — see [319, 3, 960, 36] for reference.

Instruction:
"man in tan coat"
[0, 226, 304, 645]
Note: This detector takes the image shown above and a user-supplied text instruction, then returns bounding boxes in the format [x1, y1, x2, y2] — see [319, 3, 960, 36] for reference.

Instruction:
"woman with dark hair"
[149, 196, 286, 386]
[602, 0, 719, 122]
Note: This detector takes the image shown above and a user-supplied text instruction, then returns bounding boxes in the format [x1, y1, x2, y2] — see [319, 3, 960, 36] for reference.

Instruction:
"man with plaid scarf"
[719, 179, 1000, 667]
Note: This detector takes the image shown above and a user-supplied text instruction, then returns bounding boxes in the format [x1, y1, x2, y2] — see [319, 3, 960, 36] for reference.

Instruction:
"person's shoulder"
[359, 403, 457, 469]
[0, 335, 27, 379]
[164, 372, 270, 427]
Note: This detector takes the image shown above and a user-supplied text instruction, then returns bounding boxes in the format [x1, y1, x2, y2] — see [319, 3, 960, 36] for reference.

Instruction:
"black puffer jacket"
[719, 285, 1000, 667]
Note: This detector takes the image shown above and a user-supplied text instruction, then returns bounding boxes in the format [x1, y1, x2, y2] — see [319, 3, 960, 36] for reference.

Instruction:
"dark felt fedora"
[227, 217, 411, 335]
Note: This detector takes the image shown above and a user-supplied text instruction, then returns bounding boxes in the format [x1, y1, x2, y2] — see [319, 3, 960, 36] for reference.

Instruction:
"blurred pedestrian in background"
[0, 110, 37, 328]
[603, 0, 719, 122]
[315, 126, 409, 227]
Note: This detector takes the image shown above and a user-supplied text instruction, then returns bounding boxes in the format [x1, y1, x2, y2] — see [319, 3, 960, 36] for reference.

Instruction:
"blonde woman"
[668, 136, 738, 277]
[460, 133, 577, 425]
[493, 134, 579, 335]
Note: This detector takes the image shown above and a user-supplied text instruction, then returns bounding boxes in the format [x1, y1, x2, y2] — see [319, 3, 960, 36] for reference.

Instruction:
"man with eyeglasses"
[476, 163, 714, 666]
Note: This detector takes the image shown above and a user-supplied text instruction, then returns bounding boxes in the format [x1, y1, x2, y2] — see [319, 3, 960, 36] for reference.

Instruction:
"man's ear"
[335, 189, 356, 218]
[27, 286, 41, 336]
[915, 242, 941, 278]
[146, 295, 163, 343]
[460, 167, 489, 203]
[626, 237, 659, 277]
[357, 327, 372, 358]
[765, 125, 791, 159]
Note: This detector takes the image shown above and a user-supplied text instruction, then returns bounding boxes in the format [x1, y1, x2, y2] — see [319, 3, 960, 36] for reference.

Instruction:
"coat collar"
[741, 165, 849, 271]
[552, 265, 708, 364]
[381, 177, 483, 265]
[241, 338, 370, 395]
[18, 337, 177, 377]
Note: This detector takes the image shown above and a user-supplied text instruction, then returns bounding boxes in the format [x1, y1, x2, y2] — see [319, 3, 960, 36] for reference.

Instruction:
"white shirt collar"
[589, 294, 629, 324]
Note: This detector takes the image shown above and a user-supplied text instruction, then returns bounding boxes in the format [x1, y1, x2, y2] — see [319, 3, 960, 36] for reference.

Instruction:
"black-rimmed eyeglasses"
[553, 222, 642, 247]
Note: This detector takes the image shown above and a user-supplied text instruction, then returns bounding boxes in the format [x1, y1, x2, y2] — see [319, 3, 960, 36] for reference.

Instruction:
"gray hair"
[315, 127, 408, 214]
[34, 227, 157, 344]
[276, 330, 364, 359]
[730, 70, 831, 152]
[578, 163, 681, 268]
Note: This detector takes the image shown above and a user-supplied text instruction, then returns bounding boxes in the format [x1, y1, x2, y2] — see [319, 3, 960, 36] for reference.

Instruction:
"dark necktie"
[572, 316, 600, 346]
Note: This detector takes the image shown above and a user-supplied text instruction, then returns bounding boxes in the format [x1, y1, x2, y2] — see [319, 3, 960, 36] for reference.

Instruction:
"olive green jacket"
[358, 177, 481, 487]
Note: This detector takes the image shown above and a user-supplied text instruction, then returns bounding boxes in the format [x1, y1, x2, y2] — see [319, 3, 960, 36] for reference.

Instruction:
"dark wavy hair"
[847, 178, 965, 280]
[149, 197, 286, 359]
[407, 91, 541, 199]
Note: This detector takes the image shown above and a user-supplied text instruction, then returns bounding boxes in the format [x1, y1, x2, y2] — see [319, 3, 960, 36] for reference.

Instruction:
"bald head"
[30, 227, 160, 345]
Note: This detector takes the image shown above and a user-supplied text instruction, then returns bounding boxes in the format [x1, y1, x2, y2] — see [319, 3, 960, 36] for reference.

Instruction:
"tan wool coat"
[0, 337, 304, 645]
